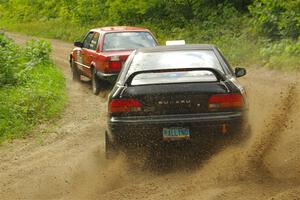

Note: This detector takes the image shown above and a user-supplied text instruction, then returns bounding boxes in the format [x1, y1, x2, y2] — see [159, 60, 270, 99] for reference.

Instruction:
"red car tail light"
[208, 93, 244, 109]
[109, 99, 142, 113]
[108, 56, 122, 71]
[109, 61, 122, 71]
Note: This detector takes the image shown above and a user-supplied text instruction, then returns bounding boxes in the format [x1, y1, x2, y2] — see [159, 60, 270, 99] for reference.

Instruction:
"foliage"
[0, 0, 253, 25]
[0, 34, 21, 86]
[0, 34, 66, 142]
[259, 38, 300, 70]
[0, 0, 299, 70]
[261, 39, 300, 57]
[0, 34, 53, 86]
[249, 0, 300, 40]
[105, 0, 253, 27]
[24, 39, 52, 65]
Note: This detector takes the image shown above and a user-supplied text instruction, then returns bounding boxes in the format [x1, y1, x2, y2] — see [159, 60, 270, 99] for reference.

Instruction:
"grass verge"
[0, 34, 66, 143]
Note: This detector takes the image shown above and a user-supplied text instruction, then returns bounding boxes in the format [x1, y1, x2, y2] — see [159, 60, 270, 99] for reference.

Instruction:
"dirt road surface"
[0, 33, 300, 200]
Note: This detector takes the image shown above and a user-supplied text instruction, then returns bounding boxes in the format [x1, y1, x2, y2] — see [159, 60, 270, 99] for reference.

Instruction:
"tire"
[71, 60, 80, 81]
[105, 131, 118, 159]
[91, 68, 101, 95]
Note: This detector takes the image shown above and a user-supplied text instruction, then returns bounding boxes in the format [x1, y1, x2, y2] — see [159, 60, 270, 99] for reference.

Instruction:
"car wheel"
[91, 68, 101, 95]
[105, 131, 118, 159]
[71, 59, 80, 81]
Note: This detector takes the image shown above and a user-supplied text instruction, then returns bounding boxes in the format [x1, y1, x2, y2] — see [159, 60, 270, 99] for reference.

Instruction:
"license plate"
[162, 128, 190, 141]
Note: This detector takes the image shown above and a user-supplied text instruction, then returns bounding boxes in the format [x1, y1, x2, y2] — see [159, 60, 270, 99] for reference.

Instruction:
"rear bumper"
[96, 71, 118, 82]
[107, 112, 247, 145]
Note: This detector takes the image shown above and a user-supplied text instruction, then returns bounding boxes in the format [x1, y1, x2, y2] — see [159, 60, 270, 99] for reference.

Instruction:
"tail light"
[109, 99, 142, 113]
[109, 61, 122, 71]
[208, 93, 244, 109]
[109, 56, 122, 71]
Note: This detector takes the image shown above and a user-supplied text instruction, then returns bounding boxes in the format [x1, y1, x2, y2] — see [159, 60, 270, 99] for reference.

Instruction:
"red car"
[69, 26, 158, 94]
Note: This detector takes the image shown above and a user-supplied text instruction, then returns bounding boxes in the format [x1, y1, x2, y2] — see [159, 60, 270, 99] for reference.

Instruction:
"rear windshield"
[124, 50, 224, 85]
[103, 32, 157, 51]
[131, 71, 217, 86]
[129, 50, 223, 73]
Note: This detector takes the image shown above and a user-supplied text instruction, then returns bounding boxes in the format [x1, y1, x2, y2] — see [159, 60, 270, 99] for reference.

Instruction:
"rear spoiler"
[125, 68, 227, 86]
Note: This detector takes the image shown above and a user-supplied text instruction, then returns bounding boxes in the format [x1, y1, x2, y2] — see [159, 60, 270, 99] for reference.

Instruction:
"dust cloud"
[61, 74, 300, 200]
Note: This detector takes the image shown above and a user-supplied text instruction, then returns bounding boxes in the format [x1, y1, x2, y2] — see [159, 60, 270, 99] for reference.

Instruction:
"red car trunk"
[102, 51, 132, 73]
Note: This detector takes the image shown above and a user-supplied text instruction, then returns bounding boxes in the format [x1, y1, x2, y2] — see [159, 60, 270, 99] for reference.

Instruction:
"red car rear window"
[103, 32, 157, 51]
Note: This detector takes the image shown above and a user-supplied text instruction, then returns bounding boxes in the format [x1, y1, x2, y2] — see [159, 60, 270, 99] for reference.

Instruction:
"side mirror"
[235, 67, 246, 78]
[74, 41, 83, 48]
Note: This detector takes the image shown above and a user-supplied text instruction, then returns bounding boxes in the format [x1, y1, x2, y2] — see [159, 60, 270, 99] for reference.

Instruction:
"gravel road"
[0, 33, 299, 200]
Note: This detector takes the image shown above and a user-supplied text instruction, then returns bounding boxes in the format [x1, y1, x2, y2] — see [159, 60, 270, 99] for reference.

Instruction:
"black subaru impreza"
[106, 44, 249, 156]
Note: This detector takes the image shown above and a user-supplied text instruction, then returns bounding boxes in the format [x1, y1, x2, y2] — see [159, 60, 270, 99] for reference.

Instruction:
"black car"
[106, 44, 249, 157]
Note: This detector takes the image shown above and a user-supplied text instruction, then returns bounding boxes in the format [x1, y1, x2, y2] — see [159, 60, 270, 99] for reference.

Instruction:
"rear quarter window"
[89, 32, 100, 50]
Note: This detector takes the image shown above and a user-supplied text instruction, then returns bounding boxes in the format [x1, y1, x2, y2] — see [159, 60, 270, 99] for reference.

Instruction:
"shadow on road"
[120, 142, 229, 174]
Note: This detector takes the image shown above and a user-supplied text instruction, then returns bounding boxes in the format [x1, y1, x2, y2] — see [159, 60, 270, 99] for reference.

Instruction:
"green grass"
[0, 19, 90, 42]
[0, 63, 66, 143]
[0, 35, 66, 143]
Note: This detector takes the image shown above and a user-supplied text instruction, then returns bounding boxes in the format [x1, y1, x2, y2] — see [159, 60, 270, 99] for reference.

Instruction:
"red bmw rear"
[70, 26, 158, 94]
